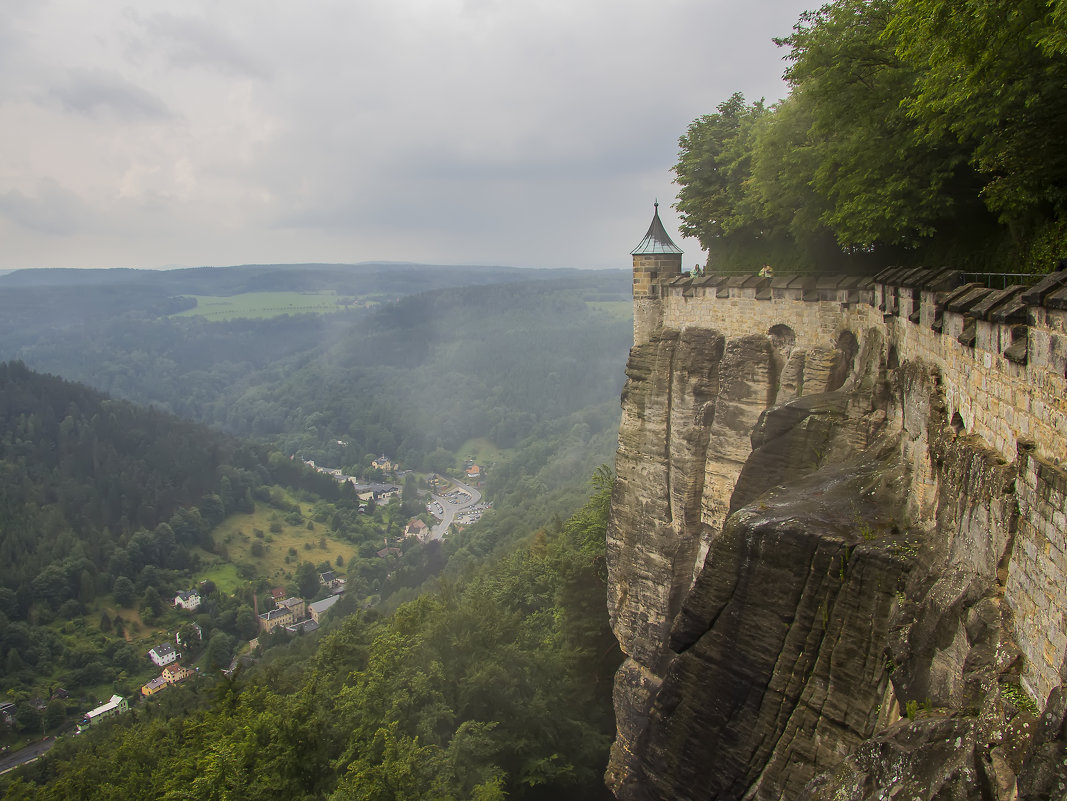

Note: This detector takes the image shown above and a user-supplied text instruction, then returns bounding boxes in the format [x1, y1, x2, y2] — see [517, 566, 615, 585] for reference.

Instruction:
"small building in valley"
[162, 664, 194, 684]
[149, 643, 180, 667]
[319, 570, 345, 590]
[258, 606, 295, 633]
[173, 590, 201, 611]
[370, 455, 396, 473]
[77, 695, 129, 732]
[277, 596, 305, 619]
[309, 594, 341, 623]
[285, 619, 319, 634]
[405, 518, 430, 542]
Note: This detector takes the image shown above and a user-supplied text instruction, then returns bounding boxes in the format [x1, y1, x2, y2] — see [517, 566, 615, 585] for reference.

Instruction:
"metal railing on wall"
[688, 269, 1046, 288]
[961, 273, 1043, 290]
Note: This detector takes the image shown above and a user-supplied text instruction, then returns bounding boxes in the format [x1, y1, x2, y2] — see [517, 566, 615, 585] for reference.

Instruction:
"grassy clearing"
[197, 560, 242, 595]
[77, 596, 166, 643]
[208, 492, 358, 590]
[172, 291, 374, 320]
[457, 438, 509, 470]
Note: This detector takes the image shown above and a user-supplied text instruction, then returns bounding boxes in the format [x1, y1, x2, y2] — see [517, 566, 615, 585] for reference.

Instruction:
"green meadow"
[204, 493, 358, 593]
[172, 291, 369, 320]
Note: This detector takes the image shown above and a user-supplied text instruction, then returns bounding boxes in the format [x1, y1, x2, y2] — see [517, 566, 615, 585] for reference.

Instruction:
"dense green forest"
[4, 467, 620, 801]
[674, 0, 1067, 274]
[1, 268, 632, 468]
[0, 362, 354, 704]
[0, 263, 633, 794]
[1, 268, 634, 568]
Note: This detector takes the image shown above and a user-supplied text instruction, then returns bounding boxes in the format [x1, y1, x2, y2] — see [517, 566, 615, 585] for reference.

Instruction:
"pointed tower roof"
[631, 201, 683, 255]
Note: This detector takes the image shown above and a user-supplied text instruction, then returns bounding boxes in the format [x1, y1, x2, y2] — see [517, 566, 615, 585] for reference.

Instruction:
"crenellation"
[639, 269, 1065, 464]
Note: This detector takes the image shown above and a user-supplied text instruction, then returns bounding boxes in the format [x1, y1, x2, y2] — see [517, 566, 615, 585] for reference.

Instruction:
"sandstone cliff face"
[606, 323, 1057, 801]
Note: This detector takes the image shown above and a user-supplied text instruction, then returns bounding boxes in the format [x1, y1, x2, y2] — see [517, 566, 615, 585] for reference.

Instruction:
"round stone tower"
[632, 201, 683, 345]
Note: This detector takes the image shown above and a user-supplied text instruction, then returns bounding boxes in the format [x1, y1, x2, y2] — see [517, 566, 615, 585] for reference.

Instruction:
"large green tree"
[890, 0, 1067, 218]
[889, 0, 1067, 263]
[773, 0, 984, 251]
[674, 0, 1065, 273]
[674, 93, 788, 271]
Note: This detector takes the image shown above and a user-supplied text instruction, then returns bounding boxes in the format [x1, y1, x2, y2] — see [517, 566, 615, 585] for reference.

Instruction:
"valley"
[0, 263, 630, 800]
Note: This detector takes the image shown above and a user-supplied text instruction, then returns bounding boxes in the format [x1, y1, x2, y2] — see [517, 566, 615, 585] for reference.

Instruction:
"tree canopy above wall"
[674, 0, 1067, 274]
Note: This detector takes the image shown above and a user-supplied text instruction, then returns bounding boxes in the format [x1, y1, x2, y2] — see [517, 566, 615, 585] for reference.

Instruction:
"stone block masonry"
[646, 269, 1067, 471]
[637, 267, 1067, 707]
[1010, 445, 1067, 703]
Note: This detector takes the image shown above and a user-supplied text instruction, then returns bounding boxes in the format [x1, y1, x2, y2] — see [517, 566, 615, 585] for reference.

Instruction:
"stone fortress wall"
[638, 267, 1067, 706]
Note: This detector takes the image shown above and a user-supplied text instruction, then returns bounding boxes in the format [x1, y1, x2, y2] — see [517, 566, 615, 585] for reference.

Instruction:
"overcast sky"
[1, 0, 811, 271]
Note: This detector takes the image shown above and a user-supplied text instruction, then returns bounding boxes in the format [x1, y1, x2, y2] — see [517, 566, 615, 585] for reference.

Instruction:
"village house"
[258, 607, 294, 633]
[141, 676, 167, 696]
[277, 596, 305, 618]
[259, 597, 306, 632]
[77, 695, 128, 733]
[405, 518, 430, 542]
[370, 455, 395, 473]
[465, 464, 482, 480]
[309, 594, 341, 623]
[173, 589, 201, 611]
[148, 643, 180, 667]
[319, 570, 345, 590]
[162, 663, 194, 684]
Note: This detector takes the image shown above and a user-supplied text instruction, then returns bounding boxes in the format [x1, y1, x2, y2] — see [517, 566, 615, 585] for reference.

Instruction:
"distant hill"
[0, 263, 613, 340]
[0, 359, 335, 590]
[0, 266, 632, 462]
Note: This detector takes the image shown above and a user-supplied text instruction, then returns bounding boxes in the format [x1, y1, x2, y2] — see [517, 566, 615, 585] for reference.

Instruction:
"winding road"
[0, 736, 57, 776]
[429, 478, 482, 540]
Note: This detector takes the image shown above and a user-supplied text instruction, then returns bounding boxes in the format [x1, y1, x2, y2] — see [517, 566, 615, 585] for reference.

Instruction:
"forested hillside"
[0, 265, 632, 781]
[3, 268, 632, 467]
[0, 362, 346, 706]
[674, 0, 1067, 274]
[3, 268, 633, 561]
[5, 469, 620, 801]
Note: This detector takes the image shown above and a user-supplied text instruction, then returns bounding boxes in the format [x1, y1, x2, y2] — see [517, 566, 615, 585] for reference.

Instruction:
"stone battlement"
[634, 264, 1067, 704]
[639, 267, 1067, 467]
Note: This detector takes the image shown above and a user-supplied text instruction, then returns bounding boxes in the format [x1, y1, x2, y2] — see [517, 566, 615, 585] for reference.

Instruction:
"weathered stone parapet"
[639, 269, 1066, 471]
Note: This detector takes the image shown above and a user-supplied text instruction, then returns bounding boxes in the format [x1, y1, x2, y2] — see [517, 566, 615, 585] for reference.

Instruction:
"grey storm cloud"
[130, 12, 269, 78]
[46, 68, 171, 120]
[0, 179, 92, 235]
[0, 0, 815, 271]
